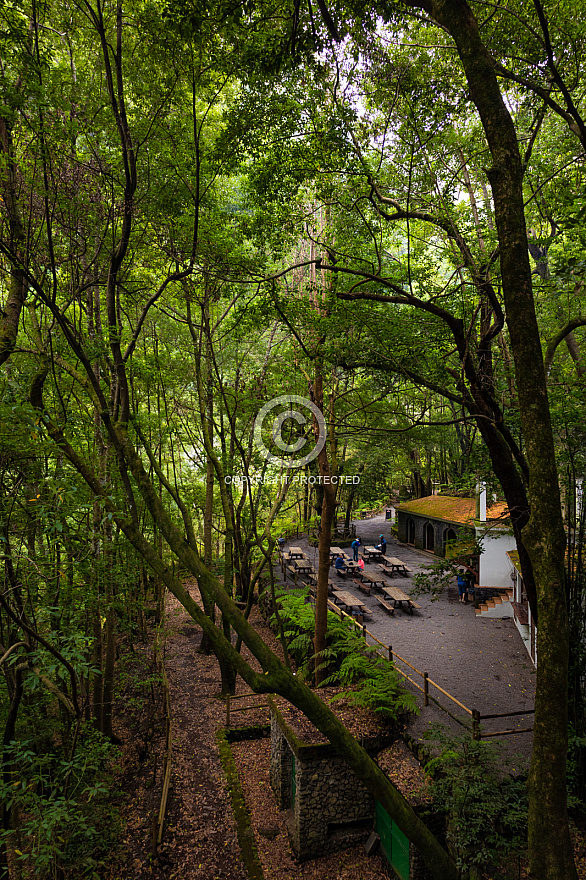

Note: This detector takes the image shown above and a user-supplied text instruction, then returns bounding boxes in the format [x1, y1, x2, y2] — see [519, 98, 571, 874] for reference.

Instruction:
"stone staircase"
[475, 589, 514, 617]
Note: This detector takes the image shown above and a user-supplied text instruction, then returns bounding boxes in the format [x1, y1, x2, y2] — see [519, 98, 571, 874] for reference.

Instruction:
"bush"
[325, 650, 417, 721]
[424, 725, 528, 877]
[0, 724, 122, 879]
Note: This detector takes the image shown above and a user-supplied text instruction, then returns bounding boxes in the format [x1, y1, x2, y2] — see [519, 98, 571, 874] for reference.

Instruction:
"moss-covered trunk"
[0, 117, 27, 366]
[414, 1, 575, 876]
[112, 450, 461, 880]
[36, 391, 461, 880]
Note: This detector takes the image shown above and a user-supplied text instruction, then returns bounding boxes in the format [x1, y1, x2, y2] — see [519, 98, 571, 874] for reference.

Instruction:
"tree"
[292, 0, 576, 874]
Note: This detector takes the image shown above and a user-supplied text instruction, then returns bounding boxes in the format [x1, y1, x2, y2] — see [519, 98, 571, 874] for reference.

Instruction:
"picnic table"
[344, 560, 363, 576]
[332, 590, 370, 617]
[294, 560, 314, 576]
[382, 585, 421, 615]
[329, 546, 345, 558]
[289, 546, 305, 559]
[360, 572, 386, 591]
[363, 546, 383, 560]
[381, 556, 412, 576]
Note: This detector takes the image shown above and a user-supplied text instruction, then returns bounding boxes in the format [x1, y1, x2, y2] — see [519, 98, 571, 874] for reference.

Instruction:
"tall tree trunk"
[101, 526, 116, 740]
[313, 367, 337, 686]
[200, 409, 216, 655]
[412, 1, 575, 876]
[0, 117, 27, 366]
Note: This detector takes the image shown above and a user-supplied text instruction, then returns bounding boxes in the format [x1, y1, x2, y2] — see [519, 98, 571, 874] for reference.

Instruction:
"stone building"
[396, 495, 477, 555]
[269, 699, 433, 879]
[395, 494, 510, 562]
[269, 698, 377, 859]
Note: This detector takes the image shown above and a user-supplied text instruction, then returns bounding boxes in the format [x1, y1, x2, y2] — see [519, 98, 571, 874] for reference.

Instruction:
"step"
[486, 599, 496, 608]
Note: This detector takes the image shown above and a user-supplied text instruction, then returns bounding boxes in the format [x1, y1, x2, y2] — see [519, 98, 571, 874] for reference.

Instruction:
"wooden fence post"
[472, 709, 481, 740]
[388, 645, 393, 662]
[424, 672, 429, 706]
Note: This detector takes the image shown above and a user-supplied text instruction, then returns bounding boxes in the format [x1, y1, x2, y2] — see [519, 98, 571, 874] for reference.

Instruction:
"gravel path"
[279, 514, 535, 766]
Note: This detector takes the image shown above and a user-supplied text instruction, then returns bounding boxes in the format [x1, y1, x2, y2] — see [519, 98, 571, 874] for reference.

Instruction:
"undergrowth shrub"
[0, 724, 121, 879]
[424, 725, 528, 878]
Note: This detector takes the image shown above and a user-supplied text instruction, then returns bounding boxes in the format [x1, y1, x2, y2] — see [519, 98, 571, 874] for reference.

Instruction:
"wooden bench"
[375, 595, 394, 615]
[382, 556, 414, 577]
[354, 579, 371, 596]
[335, 568, 348, 579]
[308, 581, 335, 596]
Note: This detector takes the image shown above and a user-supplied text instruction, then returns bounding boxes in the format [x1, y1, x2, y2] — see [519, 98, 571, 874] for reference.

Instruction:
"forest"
[1, 0, 586, 877]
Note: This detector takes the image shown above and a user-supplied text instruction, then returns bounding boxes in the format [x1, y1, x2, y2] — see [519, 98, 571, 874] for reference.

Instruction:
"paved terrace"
[277, 514, 535, 767]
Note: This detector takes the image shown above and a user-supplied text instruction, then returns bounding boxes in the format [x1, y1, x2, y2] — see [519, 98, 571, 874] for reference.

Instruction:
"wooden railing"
[310, 594, 534, 741]
[153, 627, 173, 847]
[225, 692, 270, 727]
[274, 553, 533, 741]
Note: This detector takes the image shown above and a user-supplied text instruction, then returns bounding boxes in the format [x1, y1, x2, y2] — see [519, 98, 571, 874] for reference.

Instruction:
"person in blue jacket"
[334, 555, 347, 576]
[375, 535, 387, 556]
[351, 538, 360, 561]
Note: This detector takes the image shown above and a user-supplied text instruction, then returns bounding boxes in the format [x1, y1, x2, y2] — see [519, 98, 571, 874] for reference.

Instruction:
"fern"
[270, 587, 416, 723]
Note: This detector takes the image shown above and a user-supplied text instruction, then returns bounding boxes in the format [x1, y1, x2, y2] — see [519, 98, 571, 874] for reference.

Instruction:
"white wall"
[475, 526, 517, 588]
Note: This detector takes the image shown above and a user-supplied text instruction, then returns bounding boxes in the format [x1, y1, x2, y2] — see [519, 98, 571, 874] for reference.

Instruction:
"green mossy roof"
[396, 495, 508, 525]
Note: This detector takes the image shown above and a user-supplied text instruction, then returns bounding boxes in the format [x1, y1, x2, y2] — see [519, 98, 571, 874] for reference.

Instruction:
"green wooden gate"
[375, 801, 410, 880]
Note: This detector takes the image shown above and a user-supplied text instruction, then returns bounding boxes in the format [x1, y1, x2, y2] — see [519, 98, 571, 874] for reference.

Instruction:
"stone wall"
[270, 702, 379, 860]
[397, 511, 473, 557]
[269, 710, 292, 810]
[269, 702, 438, 878]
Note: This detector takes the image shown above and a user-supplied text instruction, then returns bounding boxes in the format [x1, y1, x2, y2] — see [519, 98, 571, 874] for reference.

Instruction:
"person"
[375, 535, 387, 555]
[457, 573, 468, 602]
[357, 557, 364, 571]
[351, 538, 360, 561]
[334, 555, 347, 576]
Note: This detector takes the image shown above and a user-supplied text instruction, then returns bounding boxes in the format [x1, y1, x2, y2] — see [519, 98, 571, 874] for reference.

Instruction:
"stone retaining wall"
[269, 700, 438, 879]
[269, 700, 382, 860]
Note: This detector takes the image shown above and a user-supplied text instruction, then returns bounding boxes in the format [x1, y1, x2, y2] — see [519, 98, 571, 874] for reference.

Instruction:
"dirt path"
[105, 543, 583, 880]
[160, 586, 249, 880]
[142, 583, 393, 880]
